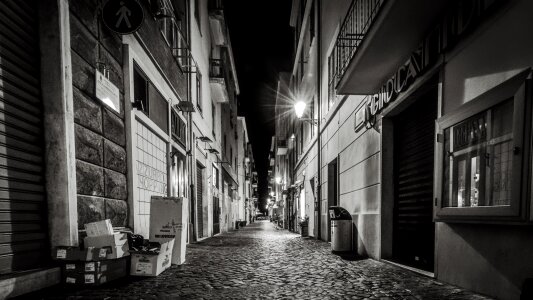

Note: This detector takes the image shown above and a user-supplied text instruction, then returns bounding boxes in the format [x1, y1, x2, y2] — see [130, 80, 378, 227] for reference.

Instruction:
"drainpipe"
[316, 0, 322, 240]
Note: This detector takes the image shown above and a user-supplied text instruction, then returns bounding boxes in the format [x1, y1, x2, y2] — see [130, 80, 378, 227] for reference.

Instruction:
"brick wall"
[69, 0, 128, 229]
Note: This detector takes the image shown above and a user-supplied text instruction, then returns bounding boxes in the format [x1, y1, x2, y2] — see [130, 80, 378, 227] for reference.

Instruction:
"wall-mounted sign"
[354, 104, 367, 132]
[95, 69, 120, 113]
[365, 0, 502, 124]
[102, 0, 144, 35]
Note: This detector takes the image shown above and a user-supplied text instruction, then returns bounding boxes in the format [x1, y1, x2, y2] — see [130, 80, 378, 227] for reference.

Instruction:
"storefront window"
[443, 99, 513, 208]
[435, 70, 530, 221]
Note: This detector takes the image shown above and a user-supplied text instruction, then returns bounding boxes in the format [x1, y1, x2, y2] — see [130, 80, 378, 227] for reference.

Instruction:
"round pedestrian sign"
[102, 0, 144, 35]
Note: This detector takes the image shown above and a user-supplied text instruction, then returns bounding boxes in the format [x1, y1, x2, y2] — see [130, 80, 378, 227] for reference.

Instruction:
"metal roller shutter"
[196, 164, 203, 238]
[0, 0, 48, 274]
[393, 88, 437, 272]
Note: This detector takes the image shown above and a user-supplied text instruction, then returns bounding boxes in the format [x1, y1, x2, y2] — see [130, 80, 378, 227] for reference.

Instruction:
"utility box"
[329, 206, 352, 253]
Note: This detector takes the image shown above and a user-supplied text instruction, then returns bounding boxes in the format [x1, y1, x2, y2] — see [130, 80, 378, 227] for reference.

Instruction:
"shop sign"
[96, 69, 120, 113]
[365, 0, 503, 124]
[102, 0, 144, 35]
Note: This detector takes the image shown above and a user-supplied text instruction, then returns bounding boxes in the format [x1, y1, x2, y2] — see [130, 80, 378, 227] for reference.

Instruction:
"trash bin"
[329, 206, 352, 252]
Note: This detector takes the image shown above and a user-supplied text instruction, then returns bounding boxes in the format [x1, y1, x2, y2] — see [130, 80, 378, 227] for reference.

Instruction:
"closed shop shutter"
[0, 0, 49, 274]
[393, 88, 437, 272]
[196, 164, 203, 238]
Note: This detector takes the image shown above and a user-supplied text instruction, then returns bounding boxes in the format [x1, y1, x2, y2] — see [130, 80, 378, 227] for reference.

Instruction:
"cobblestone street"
[23, 221, 492, 300]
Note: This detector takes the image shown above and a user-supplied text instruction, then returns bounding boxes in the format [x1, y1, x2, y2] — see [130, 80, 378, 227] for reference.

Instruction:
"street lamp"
[293, 100, 317, 125]
[294, 100, 307, 119]
[275, 176, 282, 184]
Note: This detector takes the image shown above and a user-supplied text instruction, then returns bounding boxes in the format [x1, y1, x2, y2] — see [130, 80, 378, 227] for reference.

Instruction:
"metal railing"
[332, 0, 384, 88]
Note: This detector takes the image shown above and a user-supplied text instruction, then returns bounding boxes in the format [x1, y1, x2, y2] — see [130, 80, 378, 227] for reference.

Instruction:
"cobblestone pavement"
[24, 221, 491, 300]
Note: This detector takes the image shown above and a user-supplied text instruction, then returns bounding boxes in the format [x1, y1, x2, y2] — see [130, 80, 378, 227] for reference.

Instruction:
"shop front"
[370, 0, 533, 297]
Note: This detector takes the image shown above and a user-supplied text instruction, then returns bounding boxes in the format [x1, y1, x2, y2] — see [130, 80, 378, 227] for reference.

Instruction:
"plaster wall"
[437, 1, 533, 298]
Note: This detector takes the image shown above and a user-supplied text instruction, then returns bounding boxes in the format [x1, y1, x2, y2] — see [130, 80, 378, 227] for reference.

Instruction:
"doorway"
[196, 163, 204, 238]
[213, 196, 220, 235]
[392, 87, 437, 272]
[327, 158, 339, 242]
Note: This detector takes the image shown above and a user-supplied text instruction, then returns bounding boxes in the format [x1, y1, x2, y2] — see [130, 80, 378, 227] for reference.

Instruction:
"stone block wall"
[69, 0, 128, 229]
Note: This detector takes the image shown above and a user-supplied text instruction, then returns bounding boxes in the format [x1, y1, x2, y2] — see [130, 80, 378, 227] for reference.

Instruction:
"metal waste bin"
[329, 206, 352, 252]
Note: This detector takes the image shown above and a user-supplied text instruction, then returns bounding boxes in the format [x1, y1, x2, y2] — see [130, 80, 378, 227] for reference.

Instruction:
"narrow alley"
[24, 221, 489, 299]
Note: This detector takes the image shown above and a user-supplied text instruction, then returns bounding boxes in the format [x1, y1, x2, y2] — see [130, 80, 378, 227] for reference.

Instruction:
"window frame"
[212, 164, 219, 189]
[434, 70, 531, 222]
[196, 71, 202, 113]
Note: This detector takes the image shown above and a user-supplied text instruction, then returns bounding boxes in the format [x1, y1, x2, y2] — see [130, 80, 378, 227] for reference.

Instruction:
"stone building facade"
[0, 0, 248, 297]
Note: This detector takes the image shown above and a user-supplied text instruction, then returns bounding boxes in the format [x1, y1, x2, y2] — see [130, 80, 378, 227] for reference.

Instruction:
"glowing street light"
[275, 176, 282, 184]
[294, 100, 307, 119]
[269, 191, 274, 197]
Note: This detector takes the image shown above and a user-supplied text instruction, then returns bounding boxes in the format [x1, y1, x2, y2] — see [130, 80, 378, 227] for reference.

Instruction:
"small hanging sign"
[95, 69, 120, 114]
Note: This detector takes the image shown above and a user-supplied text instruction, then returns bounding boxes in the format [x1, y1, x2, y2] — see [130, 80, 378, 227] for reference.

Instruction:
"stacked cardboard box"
[54, 219, 130, 286]
[129, 196, 188, 276]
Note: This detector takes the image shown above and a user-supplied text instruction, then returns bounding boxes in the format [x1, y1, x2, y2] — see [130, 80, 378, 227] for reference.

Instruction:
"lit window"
[442, 99, 513, 208]
[435, 71, 530, 220]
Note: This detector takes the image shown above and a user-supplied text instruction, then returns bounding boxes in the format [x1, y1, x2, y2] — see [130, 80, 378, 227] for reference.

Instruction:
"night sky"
[225, 1, 293, 212]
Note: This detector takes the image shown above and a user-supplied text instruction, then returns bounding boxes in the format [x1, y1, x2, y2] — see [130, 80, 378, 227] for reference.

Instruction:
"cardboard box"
[54, 246, 129, 261]
[150, 196, 188, 265]
[130, 240, 174, 277]
[84, 232, 128, 248]
[84, 219, 114, 237]
[62, 257, 128, 286]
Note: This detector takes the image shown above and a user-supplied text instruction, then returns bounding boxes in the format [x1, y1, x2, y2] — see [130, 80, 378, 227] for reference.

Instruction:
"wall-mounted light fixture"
[205, 148, 220, 155]
[294, 100, 318, 125]
[175, 101, 196, 112]
[196, 136, 213, 143]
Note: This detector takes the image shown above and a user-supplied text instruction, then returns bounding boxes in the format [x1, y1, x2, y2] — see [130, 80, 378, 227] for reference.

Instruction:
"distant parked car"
[256, 215, 267, 221]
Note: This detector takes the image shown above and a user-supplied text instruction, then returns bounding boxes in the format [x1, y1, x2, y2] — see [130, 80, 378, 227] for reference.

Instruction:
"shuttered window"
[0, 0, 48, 274]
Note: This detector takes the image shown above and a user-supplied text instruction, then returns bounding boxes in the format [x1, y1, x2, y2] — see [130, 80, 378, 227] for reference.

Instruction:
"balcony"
[209, 58, 230, 103]
[276, 139, 288, 155]
[334, 0, 448, 94]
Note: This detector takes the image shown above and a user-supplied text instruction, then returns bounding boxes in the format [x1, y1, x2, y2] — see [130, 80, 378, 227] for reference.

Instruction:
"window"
[196, 72, 202, 112]
[171, 149, 187, 198]
[299, 123, 304, 155]
[171, 109, 187, 146]
[230, 147, 233, 166]
[133, 64, 169, 132]
[133, 66, 149, 114]
[212, 164, 219, 188]
[435, 71, 530, 221]
[211, 103, 216, 138]
[310, 96, 315, 137]
[224, 134, 227, 154]
[328, 51, 338, 110]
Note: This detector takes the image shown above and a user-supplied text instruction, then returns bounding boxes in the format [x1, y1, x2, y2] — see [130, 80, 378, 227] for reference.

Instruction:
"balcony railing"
[332, 0, 383, 89]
